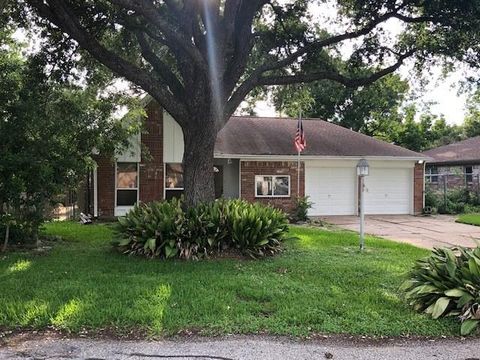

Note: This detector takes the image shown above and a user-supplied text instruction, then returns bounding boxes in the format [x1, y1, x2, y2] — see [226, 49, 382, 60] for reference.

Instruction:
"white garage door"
[364, 168, 412, 215]
[306, 166, 356, 216]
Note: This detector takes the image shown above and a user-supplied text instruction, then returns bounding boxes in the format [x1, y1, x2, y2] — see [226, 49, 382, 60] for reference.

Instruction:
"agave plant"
[402, 246, 480, 335]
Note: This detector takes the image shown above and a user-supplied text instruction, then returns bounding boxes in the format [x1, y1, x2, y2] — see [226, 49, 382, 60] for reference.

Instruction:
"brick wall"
[240, 161, 305, 214]
[414, 162, 424, 215]
[96, 156, 115, 218]
[139, 101, 164, 203]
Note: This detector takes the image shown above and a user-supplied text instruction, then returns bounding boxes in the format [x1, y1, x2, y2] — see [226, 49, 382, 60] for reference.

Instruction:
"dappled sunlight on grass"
[7, 259, 32, 273]
[51, 299, 83, 327]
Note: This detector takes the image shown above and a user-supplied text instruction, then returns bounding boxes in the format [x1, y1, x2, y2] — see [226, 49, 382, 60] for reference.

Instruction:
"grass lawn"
[456, 213, 480, 226]
[0, 222, 458, 337]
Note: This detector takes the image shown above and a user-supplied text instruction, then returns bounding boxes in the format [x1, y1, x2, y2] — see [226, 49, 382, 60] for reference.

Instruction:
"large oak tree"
[18, 0, 480, 207]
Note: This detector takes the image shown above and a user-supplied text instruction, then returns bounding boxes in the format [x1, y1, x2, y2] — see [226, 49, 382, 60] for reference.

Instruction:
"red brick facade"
[96, 156, 116, 218]
[414, 162, 425, 215]
[240, 161, 305, 214]
[139, 101, 164, 204]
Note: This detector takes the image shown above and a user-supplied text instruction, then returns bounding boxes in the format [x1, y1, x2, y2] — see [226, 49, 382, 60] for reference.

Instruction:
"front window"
[165, 163, 184, 200]
[465, 166, 473, 184]
[116, 162, 138, 206]
[426, 167, 438, 184]
[255, 175, 290, 197]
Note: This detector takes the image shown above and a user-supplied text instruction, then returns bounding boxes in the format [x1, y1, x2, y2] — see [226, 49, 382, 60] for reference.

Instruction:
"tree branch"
[135, 30, 185, 99]
[27, 0, 188, 123]
[227, 50, 415, 118]
[108, 0, 207, 72]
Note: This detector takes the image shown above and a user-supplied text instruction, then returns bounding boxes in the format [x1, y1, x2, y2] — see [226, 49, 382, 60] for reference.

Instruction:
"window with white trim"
[255, 175, 290, 197]
[116, 162, 139, 206]
[465, 166, 473, 183]
[426, 167, 438, 183]
[165, 163, 184, 200]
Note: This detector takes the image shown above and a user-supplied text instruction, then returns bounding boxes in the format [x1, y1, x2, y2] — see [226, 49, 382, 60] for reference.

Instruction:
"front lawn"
[0, 222, 458, 337]
[457, 213, 480, 227]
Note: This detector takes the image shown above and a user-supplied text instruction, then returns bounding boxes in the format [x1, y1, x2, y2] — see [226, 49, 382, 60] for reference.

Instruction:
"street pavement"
[1, 335, 480, 360]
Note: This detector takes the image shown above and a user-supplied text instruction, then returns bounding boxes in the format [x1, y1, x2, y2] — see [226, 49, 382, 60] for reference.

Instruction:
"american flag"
[294, 117, 306, 153]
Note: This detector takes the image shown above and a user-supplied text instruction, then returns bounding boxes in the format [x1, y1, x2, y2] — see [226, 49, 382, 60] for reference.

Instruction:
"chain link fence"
[425, 173, 480, 214]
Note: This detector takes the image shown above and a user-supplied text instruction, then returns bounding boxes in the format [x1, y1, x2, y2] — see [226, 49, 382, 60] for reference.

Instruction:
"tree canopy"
[0, 28, 137, 249]
[12, 0, 480, 205]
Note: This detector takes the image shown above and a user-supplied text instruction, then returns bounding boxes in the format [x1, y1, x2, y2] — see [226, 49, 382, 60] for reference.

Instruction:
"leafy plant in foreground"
[402, 246, 480, 335]
[114, 199, 290, 260]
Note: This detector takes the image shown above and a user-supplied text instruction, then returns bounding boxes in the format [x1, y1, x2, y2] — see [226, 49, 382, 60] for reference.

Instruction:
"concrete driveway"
[323, 215, 480, 249]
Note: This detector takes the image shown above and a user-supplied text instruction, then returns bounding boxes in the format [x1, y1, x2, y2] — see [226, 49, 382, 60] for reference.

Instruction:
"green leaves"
[114, 199, 289, 260]
[403, 246, 480, 335]
[461, 320, 479, 336]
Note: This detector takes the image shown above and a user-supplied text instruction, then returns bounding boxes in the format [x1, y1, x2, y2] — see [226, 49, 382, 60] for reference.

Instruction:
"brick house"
[89, 99, 426, 218]
[423, 136, 480, 190]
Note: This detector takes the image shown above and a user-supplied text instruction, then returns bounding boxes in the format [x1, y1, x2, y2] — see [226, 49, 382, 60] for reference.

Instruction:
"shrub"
[426, 188, 480, 215]
[291, 196, 313, 223]
[114, 199, 290, 260]
[402, 246, 480, 335]
[225, 200, 289, 258]
[115, 198, 184, 258]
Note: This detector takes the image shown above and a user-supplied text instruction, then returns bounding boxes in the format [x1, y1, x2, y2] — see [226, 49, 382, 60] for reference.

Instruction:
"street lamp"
[357, 159, 369, 250]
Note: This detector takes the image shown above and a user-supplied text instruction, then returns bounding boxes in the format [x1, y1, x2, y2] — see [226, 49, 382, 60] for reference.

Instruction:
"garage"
[305, 165, 357, 216]
[364, 167, 413, 215]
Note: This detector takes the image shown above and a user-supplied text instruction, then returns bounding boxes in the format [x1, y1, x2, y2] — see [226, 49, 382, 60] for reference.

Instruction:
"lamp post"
[357, 159, 370, 251]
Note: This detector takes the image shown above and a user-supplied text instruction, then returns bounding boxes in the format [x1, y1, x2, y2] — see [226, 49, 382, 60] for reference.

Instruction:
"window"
[255, 175, 290, 197]
[116, 162, 138, 206]
[465, 166, 473, 184]
[165, 163, 184, 200]
[426, 167, 438, 183]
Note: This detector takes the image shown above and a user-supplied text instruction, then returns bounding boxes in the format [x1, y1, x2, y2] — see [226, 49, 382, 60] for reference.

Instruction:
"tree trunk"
[2, 224, 9, 253]
[182, 119, 217, 208]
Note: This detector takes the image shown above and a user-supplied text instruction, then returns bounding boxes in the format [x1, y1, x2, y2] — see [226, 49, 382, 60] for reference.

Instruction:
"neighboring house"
[89, 99, 426, 218]
[423, 136, 480, 189]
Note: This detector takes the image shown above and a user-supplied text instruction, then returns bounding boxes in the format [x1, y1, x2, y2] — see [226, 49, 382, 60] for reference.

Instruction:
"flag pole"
[297, 109, 302, 197]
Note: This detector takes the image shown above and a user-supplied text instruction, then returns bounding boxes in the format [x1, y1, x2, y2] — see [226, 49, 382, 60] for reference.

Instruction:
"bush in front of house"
[114, 199, 289, 259]
[291, 196, 313, 223]
[425, 188, 480, 214]
[402, 246, 480, 335]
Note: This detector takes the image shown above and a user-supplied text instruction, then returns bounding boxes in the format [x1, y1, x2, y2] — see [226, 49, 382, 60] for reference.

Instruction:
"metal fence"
[425, 173, 480, 213]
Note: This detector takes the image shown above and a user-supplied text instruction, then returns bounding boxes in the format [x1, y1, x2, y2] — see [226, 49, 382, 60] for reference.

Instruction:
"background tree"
[274, 72, 409, 134]
[463, 91, 480, 138]
[16, 0, 480, 207]
[0, 28, 137, 250]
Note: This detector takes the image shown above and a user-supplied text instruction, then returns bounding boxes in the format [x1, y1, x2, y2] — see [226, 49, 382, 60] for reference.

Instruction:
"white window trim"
[255, 175, 291, 198]
[425, 167, 439, 183]
[115, 162, 140, 208]
[465, 166, 474, 183]
[164, 162, 185, 192]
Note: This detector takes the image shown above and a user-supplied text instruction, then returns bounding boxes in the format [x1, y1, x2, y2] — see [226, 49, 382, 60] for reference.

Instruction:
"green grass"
[0, 222, 458, 337]
[457, 213, 480, 226]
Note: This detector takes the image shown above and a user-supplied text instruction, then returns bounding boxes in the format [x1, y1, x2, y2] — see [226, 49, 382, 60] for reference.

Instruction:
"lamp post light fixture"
[357, 159, 370, 251]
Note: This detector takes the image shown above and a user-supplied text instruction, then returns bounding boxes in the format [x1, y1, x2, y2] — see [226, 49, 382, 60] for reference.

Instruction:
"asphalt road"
[1, 336, 480, 360]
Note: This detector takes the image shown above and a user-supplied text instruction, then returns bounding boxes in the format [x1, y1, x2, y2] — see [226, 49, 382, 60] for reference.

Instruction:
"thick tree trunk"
[182, 119, 218, 208]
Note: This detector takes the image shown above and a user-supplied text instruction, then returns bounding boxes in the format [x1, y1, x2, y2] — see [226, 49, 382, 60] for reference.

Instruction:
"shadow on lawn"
[0, 250, 174, 334]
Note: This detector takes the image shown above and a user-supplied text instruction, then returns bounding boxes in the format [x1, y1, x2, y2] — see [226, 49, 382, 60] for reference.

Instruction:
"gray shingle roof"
[215, 116, 423, 158]
[423, 136, 480, 165]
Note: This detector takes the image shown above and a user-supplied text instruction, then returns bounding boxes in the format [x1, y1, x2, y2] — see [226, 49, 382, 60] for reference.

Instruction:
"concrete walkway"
[322, 215, 480, 249]
[1, 336, 480, 360]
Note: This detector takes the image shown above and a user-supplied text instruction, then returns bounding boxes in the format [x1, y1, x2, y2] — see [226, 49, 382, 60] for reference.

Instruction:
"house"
[423, 136, 480, 189]
[88, 100, 426, 218]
